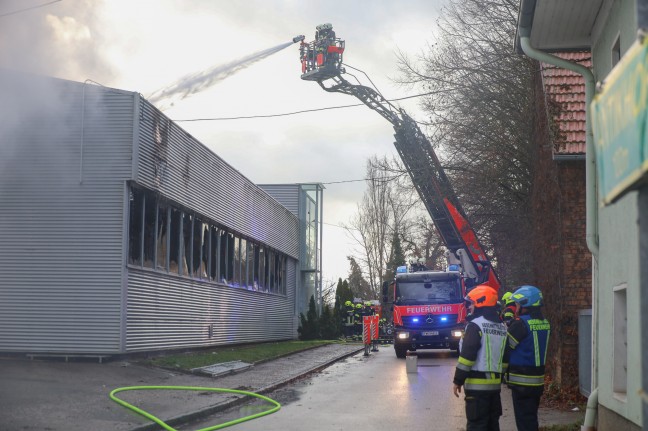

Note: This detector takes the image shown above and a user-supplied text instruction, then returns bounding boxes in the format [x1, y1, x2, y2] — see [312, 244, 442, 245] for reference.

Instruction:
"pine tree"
[297, 295, 320, 340]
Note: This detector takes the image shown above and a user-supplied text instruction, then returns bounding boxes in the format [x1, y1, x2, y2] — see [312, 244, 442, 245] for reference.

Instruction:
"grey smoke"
[147, 41, 293, 108]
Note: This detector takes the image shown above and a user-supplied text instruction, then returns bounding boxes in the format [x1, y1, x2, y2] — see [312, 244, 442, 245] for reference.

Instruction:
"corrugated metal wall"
[135, 99, 298, 258]
[125, 97, 301, 352]
[0, 75, 302, 355]
[258, 184, 301, 216]
[0, 76, 134, 354]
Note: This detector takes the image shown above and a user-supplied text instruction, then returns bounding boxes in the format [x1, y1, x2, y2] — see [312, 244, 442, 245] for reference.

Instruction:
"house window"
[612, 34, 621, 68]
[613, 284, 627, 396]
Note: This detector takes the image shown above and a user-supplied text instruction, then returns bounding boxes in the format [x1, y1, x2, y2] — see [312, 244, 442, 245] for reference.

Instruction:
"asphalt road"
[182, 348, 582, 431]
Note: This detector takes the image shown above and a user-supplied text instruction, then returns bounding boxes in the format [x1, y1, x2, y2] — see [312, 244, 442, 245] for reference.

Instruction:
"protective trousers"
[464, 390, 502, 431]
[510, 385, 543, 431]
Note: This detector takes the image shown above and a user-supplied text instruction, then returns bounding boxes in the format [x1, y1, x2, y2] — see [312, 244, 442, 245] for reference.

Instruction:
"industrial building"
[0, 72, 322, 357]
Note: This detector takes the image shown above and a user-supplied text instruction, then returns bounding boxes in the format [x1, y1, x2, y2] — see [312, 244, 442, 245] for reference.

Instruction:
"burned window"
[218, 230, 228, 283]
[156, 204, 169, 271]
[181, 212, 192, 276]
[128, 188, 144, 266]
[250, 243, 259, 290]
[126, 185, 288, 295]
[268, 251, 276, 293]
[210, 226, 220, 282]
[143, 193, 157, 269]
[258, 246, 266, 292]
[169, 209, 182, 274]
[193, 220, 208, 279]
[240, 238, 247, 288]
[232, 235, 241, 287]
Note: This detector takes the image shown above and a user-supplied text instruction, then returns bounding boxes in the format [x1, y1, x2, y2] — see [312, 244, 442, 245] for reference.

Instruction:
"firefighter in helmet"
[505, 285, 550, 431]
[453, 285, 507, 431]
[500, 291, 516, 326]
[353, 302, 364, 338]
[343, 300, 354, 338]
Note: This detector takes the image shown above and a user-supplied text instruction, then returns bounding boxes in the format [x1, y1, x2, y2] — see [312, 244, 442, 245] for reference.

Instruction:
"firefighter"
[453, 285, 507, 431]
[364, 300, 374, 316]
[343, 300, 354, 338]
[505, 285, 550, 431]
[500, 291, 516, 326]
[353, 302, 363, 338]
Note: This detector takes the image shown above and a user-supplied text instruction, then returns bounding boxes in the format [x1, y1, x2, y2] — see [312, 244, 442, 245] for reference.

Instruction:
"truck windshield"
[395, 278, 462, 305]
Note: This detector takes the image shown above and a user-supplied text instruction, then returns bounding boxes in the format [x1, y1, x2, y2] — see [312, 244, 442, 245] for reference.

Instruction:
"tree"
[297, 295, 320, 340]
[394, 0, 536, 287]
[347, 256, 372, 300]
[319, 305, 339, 340]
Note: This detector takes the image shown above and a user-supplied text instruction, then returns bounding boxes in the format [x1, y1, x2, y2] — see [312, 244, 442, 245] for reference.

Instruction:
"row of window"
[128, 186, 287, 294]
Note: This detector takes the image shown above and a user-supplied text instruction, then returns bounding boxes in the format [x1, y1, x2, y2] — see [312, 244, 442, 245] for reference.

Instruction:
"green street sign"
[591, 37, 648, 205]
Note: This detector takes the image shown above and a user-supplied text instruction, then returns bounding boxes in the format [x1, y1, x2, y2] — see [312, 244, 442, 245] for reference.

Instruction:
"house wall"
[530, 71, 591, 390]
[591, 0, 642, 427]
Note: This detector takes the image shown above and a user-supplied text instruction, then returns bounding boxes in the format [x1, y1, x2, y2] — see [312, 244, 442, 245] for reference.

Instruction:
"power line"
[0, 0, 61, 17]
[172, 91, 437, 122]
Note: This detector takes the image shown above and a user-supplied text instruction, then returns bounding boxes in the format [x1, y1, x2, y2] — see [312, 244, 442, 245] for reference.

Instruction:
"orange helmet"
[465, 285, 498, 308]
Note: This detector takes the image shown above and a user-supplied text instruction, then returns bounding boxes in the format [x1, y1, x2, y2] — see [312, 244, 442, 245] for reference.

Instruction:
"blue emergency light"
[412, 317, 419, 323]
[440, 316, 448, 322]
[396, 265, 408, 273]
[448, 264, 459, 271]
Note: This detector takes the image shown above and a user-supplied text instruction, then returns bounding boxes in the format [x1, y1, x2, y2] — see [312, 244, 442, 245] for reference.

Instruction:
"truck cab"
[384, 264, 466, 358]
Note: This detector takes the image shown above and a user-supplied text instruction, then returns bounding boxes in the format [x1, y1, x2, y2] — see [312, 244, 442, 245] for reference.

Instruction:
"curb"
[129, 346, 365, 431]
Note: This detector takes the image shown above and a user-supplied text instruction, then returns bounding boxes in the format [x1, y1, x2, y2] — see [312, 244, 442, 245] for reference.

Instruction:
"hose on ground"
[110, 385, 281, 431]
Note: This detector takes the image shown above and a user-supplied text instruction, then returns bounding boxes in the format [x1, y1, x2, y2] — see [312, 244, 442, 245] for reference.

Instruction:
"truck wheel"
[395, 345, 408, 359]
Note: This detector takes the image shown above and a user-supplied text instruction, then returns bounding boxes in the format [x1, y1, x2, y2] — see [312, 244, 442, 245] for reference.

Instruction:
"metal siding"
[126, 258, 297, 352]
[123, 97, 301, 352]
[135, 99, 299, 258]
[258, 184, 301, 216]
[0, 76, 134, 353]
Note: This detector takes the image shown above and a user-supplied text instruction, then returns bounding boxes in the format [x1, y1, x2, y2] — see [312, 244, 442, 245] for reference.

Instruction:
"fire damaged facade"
[0, 73, 321, 356]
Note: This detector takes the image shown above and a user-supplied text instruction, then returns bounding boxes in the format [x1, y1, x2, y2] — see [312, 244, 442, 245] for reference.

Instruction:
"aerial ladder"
[299, 24, 500, 291]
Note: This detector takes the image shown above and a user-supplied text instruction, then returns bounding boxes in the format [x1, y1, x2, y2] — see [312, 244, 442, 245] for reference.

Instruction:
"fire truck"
[299, 24, 501, 358]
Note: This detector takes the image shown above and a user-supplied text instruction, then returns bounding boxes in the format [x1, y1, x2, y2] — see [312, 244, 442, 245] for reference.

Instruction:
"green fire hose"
[110, 385, 281, 431]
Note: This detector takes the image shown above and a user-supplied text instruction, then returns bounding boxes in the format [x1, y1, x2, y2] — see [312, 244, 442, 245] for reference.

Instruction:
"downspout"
[517, 1, 599, 429]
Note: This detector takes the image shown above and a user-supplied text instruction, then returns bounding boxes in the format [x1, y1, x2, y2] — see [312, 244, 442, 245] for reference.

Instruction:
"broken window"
[143, 193, 157, 269]
[128, 188, 144, 266]
[268, 251, 276, 293]
[181, 212, 192, 276]
[169, 208, 182, 274]
[258, 246, 266, 292]
[240, 238, 247, 288]
[232, 235, 241, 287]
[156, 204, 169, 271]
[210, 226, 220, 282]
[194, 220, 208, 279]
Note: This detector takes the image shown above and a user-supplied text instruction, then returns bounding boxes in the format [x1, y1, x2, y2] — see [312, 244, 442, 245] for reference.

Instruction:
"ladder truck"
[299, 25, 501, 358]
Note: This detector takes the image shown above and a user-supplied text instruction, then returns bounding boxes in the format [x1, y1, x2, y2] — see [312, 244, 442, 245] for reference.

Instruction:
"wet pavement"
[0, 343, 583, 431]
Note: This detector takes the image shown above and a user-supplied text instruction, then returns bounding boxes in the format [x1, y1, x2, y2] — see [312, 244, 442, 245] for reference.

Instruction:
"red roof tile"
[540, 52, 590, 156]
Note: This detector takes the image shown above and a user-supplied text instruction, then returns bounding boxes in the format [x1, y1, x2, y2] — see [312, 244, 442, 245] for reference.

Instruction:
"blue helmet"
[511, 285, 543, 307]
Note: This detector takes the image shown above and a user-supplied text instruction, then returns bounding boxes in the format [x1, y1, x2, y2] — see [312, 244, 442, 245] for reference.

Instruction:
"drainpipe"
[517, 1, 599, 429]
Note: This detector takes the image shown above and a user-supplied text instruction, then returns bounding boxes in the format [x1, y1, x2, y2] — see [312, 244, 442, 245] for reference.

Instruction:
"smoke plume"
[147, 41, 293, 108]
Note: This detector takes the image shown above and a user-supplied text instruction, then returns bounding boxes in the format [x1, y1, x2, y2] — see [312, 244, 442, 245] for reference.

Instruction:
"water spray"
[148, 36, 305, 108]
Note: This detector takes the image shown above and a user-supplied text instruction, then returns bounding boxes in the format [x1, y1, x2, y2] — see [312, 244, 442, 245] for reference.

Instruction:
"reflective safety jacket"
[454, 309, 508, 392]
[506, 312, 551, 387]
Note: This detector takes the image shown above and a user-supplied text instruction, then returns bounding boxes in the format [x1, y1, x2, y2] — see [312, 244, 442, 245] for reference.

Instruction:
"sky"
[0, 0, 446, 286]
